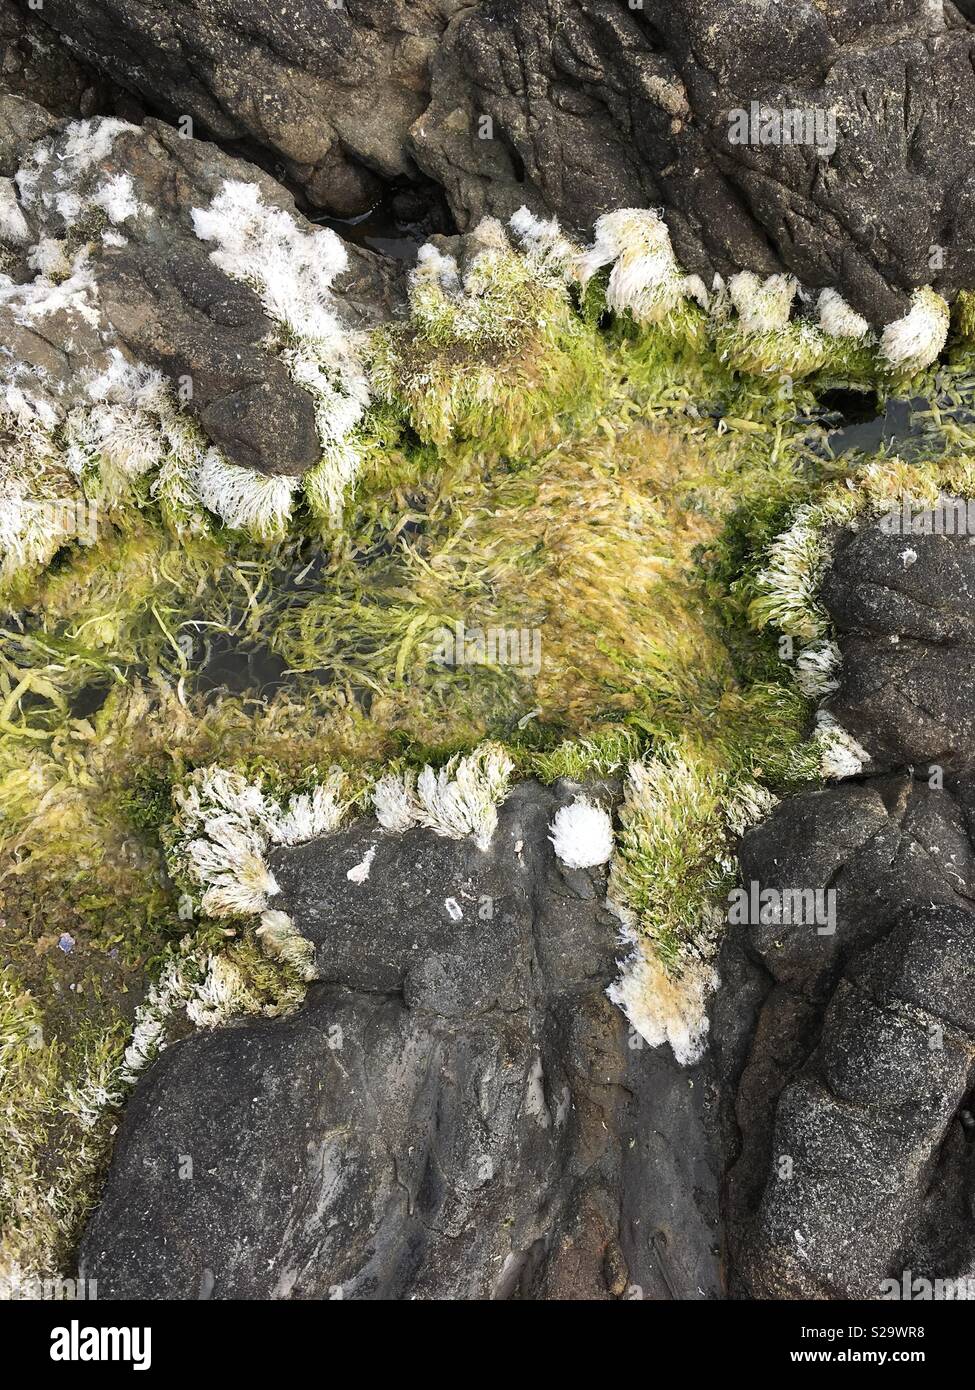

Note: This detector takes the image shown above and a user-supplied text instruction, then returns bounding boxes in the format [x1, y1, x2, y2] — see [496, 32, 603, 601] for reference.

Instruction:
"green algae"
[5, 228, 975, 1285]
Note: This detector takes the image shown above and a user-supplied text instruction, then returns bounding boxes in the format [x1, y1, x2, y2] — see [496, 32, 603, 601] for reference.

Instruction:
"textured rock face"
[78, 782, 724, 1300]
[0, 94, 56, 177]
[0, 104, 401, 474]
[0, 0, 121, 120]
[719, 521, 975, 1298]
[19, 0, 975, 321]
[12, 0, 461, 216]
[822, 524, 975, 771]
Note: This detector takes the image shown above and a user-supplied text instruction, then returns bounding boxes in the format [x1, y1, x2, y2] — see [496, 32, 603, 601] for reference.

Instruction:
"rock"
[78, 781, 724, 1300]
[822, 523, 975, 771]
[28, 0, 975, 322]
[1, 110, 403, 473]
[725, 773, 975, 1299]
[0, 0, 116, 121]
[95, 240, 320, 477]
[0, 93, 57, 177]
[23, 0, 457, 216]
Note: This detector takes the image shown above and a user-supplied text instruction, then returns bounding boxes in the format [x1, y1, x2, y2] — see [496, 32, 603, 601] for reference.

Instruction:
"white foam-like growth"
[267, 774, 350, 846]
[413, 242, 462, 297]
[184, 954, 256, 1027]
[121, 957, 193, 1081]
[509, 205, 580, 277]
[371, 743, 514, 850]
[172, 765, 352, 920]
[795, 639, 841, 697]
[0, 178, 31, 245]
[0, 416, 82, 585]
[404, 226, 541, 348]
[58, 118, 137, 176]
[91, 173, 141, 225]
[753, 502, 833, 642]
[192, 179, 370, 521]
[608, 942, 716, 1066]
[16, 117, 138, 223]
[256, 909, 318, 981]
[373, 772, 420, 832]
[1, 245, 99, 328]
[880, 287, 949, 372]
[184, 820, 281, 918]
[578, 208, 707, 322]
[728, 271, 797, 333]
[26, 237, 70, 278]
[120, 945, 261, 1080]
[62, 354, 170, 488]
[192, 179, 348, 339]
[549, 796, 614, 869]
[175, 766, 275, 836]
[192, 451, 298, 539]
[815, 710, 870, 780]
[817, 288, 869, 340]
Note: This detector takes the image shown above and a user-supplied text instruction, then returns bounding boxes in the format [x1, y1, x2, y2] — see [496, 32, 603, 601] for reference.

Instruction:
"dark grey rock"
[0, 92, 57, 177]
[79, 781, 725, 1300]
[822, 524, 975, 771]
[0, 0, 116, 122]
[24, 0, 975, 322]
[1, 112, 403, 473]
[725, 773, 975, 1300]
[17, 0, 458, 216]
[96, 240, 320, 477]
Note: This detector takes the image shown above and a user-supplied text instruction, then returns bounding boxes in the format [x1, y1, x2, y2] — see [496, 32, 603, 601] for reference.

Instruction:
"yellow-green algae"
[4, 227, 975, 1288]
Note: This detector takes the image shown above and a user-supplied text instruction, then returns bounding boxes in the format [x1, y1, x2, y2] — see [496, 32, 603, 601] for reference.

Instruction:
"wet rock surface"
[720, 525, 975, 1298]
[78, 781, 724, 1301]
[18, 0, 975, 321]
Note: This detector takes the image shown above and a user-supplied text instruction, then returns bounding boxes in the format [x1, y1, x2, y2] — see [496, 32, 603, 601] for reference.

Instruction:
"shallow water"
[193, 631, 290, 700]
[823, 392, 929, 457]
[315, 194, 427, 265]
